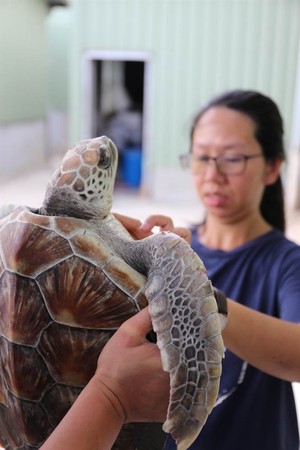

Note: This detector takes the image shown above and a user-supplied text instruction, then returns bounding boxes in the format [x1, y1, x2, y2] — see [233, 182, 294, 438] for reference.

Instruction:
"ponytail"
[260, 177, 285, 233]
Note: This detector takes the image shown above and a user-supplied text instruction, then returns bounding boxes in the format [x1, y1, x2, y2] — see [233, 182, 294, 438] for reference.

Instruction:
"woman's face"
[191, 106, 280, 223]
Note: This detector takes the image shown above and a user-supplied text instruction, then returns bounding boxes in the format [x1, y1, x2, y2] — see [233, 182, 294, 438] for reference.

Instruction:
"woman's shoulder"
[242, 231, 300, 278]
[235, 230, 300, 265]
[190, 227, 300, 260]
[263, 230, 300, 253]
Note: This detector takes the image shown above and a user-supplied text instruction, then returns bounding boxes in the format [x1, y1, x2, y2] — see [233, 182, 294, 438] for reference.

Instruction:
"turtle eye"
[98, 146, 111, 169]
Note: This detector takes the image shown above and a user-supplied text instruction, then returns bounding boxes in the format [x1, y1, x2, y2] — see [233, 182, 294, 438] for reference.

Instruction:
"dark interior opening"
[93, 60, 145, 189]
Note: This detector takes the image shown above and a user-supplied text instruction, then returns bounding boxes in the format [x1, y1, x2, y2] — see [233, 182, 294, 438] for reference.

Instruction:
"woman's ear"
[264, 158, 283, 186]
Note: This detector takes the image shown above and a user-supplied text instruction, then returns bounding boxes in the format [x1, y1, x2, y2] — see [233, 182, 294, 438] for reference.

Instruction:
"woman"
[120, 90, 300, 449]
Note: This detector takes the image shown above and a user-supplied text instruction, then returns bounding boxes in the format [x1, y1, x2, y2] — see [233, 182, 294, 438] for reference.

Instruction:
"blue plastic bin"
[122, 148, 142, 188]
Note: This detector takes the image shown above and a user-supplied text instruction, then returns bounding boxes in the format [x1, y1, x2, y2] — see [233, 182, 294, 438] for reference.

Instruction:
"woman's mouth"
[204, 192, 227, 207]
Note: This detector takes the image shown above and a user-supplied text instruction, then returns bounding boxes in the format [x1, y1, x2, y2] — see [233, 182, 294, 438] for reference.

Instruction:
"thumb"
[120, 307, 153, 339]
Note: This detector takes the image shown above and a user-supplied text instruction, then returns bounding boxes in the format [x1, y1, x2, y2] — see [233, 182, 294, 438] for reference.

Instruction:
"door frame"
[290, 39, 300, 209]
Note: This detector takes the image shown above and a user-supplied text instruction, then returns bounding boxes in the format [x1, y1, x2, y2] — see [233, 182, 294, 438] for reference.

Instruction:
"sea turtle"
[0, 136, 226, 450]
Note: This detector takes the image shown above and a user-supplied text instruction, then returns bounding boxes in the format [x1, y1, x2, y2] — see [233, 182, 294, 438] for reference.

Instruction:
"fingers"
[96, 308, 153, 373]
[120, 307, 153, 340]
[96, 306, 170, 423]
[113, 213, 153, 240]
[113, 213, 191, 243]
[173, 227, 192, 244]
[113, 212, 142, 234]
[114, 213, 175, 235]
[141, 216, 191, 244]
[139, 215, 174, 232]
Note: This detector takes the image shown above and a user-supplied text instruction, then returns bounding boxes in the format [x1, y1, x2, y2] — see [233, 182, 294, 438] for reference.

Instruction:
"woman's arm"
[41, 308, 169, 450]
[223, 299, 300, 382]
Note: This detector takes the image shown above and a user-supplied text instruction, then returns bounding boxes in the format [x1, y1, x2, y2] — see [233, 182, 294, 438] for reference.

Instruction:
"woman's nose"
[201, 159, 224, 179]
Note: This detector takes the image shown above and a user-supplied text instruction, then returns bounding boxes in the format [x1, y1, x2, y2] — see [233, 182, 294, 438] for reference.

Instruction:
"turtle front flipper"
[142, 233, 224, 450]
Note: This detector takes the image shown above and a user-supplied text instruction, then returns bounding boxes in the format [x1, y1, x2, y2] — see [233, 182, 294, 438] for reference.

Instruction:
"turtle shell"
[0, 205, 149, 449]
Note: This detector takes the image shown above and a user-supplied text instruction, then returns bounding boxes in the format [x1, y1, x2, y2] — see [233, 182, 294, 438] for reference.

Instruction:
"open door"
[82, 50, 152, 191]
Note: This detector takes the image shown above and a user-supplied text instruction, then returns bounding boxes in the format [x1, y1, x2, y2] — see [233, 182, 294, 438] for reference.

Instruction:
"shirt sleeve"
[277, 244, 300, 323]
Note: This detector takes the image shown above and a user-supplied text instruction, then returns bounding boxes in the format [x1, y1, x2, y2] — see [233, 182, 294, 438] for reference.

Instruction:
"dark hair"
[191, 90, 286, 232]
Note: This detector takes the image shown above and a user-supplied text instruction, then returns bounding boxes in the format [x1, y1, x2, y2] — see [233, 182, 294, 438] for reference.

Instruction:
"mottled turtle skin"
[0, 136, 225, 450]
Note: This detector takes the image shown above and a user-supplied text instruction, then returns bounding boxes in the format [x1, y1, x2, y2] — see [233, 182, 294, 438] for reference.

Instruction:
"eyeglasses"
[179, 153, 263, 176]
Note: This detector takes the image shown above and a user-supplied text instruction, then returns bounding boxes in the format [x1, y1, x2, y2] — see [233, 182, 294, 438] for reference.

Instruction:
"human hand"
[95, 307, 170, 423]
[114, 213, 191, 243]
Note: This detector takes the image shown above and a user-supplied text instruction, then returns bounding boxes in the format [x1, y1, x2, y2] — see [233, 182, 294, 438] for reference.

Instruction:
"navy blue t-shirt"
[165, 229, 300, 450]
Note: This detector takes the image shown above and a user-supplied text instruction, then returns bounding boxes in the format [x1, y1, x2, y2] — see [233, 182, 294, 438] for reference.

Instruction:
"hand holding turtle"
[95, 306, 170, 424]
[41, 308, 169, 450]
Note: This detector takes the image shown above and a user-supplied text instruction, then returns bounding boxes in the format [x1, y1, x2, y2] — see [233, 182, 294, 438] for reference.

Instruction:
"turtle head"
[41, 136, 118, 219]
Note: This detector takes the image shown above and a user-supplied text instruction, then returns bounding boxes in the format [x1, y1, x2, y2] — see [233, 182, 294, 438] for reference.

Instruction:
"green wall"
[0, 0, 48, 124]
[69, 0, 300, 168]
[1, 0, 299, 165]
[46, 6, 71, 112]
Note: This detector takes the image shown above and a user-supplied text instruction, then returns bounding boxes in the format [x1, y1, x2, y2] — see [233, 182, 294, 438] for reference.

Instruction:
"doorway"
[81, 50, 152, 190]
